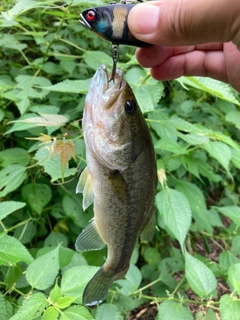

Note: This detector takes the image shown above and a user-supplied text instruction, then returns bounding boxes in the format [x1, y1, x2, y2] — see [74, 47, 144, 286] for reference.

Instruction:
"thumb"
[128, 0, 240, 47]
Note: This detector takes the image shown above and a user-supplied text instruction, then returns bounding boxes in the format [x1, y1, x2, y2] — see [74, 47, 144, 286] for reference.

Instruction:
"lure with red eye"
[86, 10, 96, 21]
[79, 4, 152, 47]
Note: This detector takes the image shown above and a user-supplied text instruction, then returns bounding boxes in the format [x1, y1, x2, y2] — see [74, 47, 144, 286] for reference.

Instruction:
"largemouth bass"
[79, 4, 152, 47]
[76, 65, 157, 306]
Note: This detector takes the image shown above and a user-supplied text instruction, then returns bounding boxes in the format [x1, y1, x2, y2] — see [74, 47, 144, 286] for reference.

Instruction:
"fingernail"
[129, 4, 159, 35]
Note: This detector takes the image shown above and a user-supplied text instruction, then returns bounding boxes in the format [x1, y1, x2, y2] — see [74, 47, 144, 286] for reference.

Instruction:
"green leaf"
[157, 300, 194, 320]
[21, 183, 52, 214]
[203, 141, 231, 173]
[228, 263, 240, 295]
[225, 110, 240, 129]
[0, 34, 27, 51]
[144, 247, 161, 269]
[60, 306, 94, 320]
[185, 252, 217, 298]
[178, 132, 209, 145]
[62, 193, 92, 228]
[3, 0, 56, 18]
[9, 113, 68, 127]
[0, 292, 13, 320]
[125, 67, 164, 112]
[50, 282, 62, 303]
[0, 148, 30, 167]
[195, 310, 218, 320]
[180, 76, 240, 106]
[42, 306, 59, 320]
[56, 297, 76, 309]
[176, 181, 212, 233]
[156, 188, 192, 249]
[5, 264, 22, 290]
[219, 250, 239, 270]
[95, 304, 123, 320]
[0, 165, 27, 197]
[115, 264, 142, 296]
[9, 293, 48, 320]
[181, 155, 201, 179]
[0, 234, 33, 266]
[83, 51, 112, 70]
[26, 246, 60, 290]
[231, 148, 240, 169]
[220, 294, 240, 320]
[155, 138, 188, 155]
[14, 221, 36, 244]
[61, 266, 99, 303]
[42, 79, 91, 94]
[216, 206, 240, 226]
[232, 236, 240, 255]
[0, 201, 26, 221]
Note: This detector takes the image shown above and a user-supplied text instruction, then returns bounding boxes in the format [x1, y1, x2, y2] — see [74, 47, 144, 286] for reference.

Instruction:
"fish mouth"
[79, 13, 92, 30]
[95, 65, 124, 110]
[107, 68, 123, 90]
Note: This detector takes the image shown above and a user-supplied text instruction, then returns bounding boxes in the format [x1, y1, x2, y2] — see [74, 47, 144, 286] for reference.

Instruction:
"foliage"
[0, 0, 240, 319]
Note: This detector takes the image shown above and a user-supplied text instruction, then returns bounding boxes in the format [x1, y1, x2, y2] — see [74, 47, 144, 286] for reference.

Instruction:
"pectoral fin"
[75, 218, 106, 252]
[76, 166, 94, 210]
[140, 206, 156, 242]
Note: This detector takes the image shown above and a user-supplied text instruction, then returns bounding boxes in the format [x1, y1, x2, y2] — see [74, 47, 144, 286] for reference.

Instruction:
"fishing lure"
[79, 1, 152, 81]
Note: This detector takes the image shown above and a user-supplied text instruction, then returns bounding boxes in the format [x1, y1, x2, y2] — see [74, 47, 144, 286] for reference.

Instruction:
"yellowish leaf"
[52, 140, 76, 181]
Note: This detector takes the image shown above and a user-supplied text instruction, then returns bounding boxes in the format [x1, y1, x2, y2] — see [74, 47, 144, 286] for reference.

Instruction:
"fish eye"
[125, 100, 137, 115]
[86, 10, 96, 21]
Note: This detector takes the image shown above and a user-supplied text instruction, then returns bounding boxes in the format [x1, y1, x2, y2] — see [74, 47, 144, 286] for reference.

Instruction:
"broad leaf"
[217, 206, 240, 226]
[42, 306, 59, 320]
[157, 300, 194, 320]
[0, 165, 27, 197]
[228, 263, 240, 295]
[61, 265, 99, 303]
[42, 79, 91, 94]
[96, 304, 123, 320]
[204, 141, 231, 174]
[156, 188, 192, 249]
[60, 306, 94, 320]
[0, 292, 13, 320]
[0, 148, 30, 167]
[179, 77, 240, 106]
[26, 246, 60, 290]
[0, 201, 26, 221]
[0, 234, 33, 266]
[21, 183, 52, 214]
[185, 252, 217, 298]
[9, 293, 48, 320]
[115, 264, 142, 296]
[220, 294, 240, 320]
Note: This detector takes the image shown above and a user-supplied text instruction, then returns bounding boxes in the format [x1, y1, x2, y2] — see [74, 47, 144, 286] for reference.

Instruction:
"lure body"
[79, 4, 152, 47]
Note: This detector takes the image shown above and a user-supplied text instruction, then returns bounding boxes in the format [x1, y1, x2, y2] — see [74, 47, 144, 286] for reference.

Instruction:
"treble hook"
[109, 43, 119, 83]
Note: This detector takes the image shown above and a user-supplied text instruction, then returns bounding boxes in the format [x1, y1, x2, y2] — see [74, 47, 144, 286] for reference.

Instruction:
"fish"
[75, 65, 157, 306]
[79, 4, 152, 47]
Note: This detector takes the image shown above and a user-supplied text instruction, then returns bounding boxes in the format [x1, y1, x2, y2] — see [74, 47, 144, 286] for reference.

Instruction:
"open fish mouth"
[79, 14, 92, 30]
[107, 68, 123, 90]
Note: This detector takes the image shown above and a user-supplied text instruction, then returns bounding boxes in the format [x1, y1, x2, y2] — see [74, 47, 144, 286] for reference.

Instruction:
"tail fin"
[83, 267, 113, 306]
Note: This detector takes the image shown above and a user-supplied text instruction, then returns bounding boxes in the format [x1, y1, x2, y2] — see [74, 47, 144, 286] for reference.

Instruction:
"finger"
[149, 50, 228, 83]
[136, 43, 224, 68]
[128, 0, 240, 47]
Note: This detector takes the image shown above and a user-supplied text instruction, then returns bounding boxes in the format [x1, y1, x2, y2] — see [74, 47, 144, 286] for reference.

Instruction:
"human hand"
[128, 0, 240, 92]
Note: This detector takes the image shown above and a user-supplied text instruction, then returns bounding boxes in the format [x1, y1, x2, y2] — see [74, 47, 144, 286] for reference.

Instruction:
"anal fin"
[76, 166, 94, 210]
[75, 218, 106, 252]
